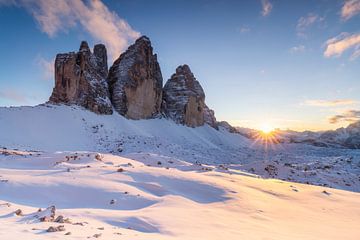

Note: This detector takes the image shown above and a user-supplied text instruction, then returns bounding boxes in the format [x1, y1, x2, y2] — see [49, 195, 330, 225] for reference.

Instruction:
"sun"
[251, 123, 280, 148]
[259, 123, 274, 134]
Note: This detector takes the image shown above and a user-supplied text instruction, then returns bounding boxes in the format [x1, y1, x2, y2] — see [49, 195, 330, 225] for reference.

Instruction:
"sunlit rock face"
[162, 65, 207, 127]
[49, 41, 113, 114]
[107, 36, 163, 119]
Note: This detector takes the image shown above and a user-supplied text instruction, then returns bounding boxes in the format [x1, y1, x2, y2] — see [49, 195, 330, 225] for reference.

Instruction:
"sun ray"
[249, 123, 285, 152]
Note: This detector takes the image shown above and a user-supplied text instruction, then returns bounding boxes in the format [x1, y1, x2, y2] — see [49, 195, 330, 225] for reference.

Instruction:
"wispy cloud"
[261, 0, 272, 17]
[341, 0, 360, 21]
[35, 56, 54, 81]
[303, 99, 357, 107]
[350, 45, 360, 60]
[290, 45, 305, 54]
[238, 26, 250, 33]
[296, 13, 324, 38]
[329, 110, 360, 124]
[324, 32, 360, 60]
[0, 89, 28, 103]
[1, 0, 140, 60]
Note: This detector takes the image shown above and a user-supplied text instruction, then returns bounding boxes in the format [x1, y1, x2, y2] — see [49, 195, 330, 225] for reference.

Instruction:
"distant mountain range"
[233, 121, 360, 149]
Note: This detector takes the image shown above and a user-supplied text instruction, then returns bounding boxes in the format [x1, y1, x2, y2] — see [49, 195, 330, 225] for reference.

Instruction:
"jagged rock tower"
[162, 64, 216, 127]
[49, 41, 112, 114]
[107, 36, 163, 119]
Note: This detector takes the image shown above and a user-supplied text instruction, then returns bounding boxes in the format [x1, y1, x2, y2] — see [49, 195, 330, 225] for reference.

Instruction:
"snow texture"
[0, 104, 359, 239]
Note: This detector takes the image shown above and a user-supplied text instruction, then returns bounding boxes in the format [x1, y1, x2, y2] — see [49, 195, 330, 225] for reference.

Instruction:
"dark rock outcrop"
[162, 65, 206, 127]
[93, 44, 108, 79]
[218, 121, 238, 133]
[204, 105, 218, 129]
[49, 41, 112, 114]
[107, 36, 163, 119]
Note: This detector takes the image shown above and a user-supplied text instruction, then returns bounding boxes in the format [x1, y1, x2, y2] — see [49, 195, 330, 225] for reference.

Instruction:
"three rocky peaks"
[49, 36, 217, 128]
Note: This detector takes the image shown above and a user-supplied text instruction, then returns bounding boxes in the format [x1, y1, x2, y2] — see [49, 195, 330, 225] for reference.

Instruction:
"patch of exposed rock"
[204, 105, 218, 129]
[162, 65, 207, 127]
[107, 36, 163, 119]
[49, 41, 112, 114]
[218, 121, 238, 133]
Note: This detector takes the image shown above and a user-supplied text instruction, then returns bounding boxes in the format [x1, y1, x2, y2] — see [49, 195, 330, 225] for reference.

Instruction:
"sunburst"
[251, 123, 281, 149]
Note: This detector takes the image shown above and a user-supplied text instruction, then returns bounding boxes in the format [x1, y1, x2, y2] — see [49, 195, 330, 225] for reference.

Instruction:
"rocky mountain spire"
[79, 41, 90, 52]
[162, 65, 205, 127]
[49, 41, 112, 114]
[107, 36, 163, 119]
[48, 37, 219, 129]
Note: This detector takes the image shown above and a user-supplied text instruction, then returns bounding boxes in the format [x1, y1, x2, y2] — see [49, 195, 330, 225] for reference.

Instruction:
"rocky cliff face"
[162, 65, 206, 127]
[107, 36, 163, 119]
[49, 41, 112, 114]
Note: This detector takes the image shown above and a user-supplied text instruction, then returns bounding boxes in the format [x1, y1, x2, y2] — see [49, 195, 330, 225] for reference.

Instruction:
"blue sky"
[0, 0, 360, 131]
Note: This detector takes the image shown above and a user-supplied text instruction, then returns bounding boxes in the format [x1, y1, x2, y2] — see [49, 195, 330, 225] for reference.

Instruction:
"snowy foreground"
[0, 104, 360, 239]
[1, 149, 359, 239]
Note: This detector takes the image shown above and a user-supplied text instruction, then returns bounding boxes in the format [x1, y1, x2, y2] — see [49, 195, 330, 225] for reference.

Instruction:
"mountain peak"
[79, 41, 90, 52]
[135, 35, 151, 44]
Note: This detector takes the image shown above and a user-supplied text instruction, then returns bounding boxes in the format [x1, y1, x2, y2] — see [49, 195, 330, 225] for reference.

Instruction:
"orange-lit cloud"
[304, 99, 357, 107]
[2, 0, 140, 60]
[324, 32, 360, 59]
[341, 0, 360, 21]
[329, 110, 360, 124]
[261, 0, 272, 17]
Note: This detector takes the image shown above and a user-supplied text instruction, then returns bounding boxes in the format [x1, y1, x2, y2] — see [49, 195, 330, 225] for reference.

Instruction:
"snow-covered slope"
[1, 105, 360, 239]
[0, 149, 359, 240]
[0, 104, 248, 157]
[1, 104, 360, 192]
[317, 121, 360, 148]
